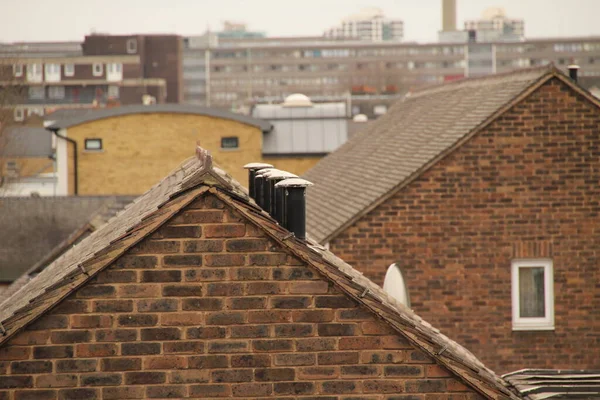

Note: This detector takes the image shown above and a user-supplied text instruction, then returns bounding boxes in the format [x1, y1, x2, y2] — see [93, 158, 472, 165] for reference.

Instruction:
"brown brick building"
[0, 34, 183, 122]
[0, 149, 521, 399]
[305, 66, 600, 373]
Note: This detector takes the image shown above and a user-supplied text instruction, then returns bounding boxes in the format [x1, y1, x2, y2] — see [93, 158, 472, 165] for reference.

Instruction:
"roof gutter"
[47, 127, 78, 195]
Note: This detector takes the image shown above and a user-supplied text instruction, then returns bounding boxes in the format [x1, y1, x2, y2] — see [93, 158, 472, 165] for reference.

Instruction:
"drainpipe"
[48, 127, 78, 195]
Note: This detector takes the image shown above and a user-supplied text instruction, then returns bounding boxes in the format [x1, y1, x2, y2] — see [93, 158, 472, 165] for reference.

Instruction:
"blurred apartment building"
[323, 8, 404, 42]
[183, 33, 600, 112]
[3, 2, 600, 120]
[0, 34, 182, 121]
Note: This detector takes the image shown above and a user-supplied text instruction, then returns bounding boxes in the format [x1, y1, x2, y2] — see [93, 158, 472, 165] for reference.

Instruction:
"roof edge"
[46, 104, 273, 133]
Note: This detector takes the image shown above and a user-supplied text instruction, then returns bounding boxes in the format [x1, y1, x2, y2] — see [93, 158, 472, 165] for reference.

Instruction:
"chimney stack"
[275, 178, 313, 240]
[442, 0, 457, 32]
[266, 170, 298, 223]
[568, 65, 580, 82]
[243, 163, 273, 200]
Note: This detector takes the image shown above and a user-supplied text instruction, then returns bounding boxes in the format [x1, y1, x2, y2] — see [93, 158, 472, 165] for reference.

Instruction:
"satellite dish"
[383, 263, 411, 307]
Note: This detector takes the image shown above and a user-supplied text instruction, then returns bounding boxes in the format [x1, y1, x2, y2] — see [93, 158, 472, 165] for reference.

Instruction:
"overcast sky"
[2, 0, 600, 43]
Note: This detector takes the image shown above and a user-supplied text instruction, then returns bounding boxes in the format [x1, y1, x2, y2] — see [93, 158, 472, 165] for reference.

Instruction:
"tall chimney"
[275, 178, 313, 240]
[442, 0, 457, 31]
[243, 163, 273, 200]
[266, 170, 298, 223]
[568, 65, 580, 82]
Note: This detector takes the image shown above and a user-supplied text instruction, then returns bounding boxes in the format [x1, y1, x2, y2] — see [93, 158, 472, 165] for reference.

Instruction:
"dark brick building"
[0, 149, 520, 399]
[0, 34, 183, 122]
[305, 66, 600, 373]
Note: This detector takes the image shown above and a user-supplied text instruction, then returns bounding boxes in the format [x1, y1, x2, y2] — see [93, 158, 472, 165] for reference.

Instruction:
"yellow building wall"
[262, 156, 322, 177]
[65, 113, 263, 195]
[1, 157, 53, 179]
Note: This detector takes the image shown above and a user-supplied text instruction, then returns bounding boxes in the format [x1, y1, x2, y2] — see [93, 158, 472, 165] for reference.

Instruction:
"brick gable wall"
[330, 78, 600, 373]
[0, 193, 482, 400]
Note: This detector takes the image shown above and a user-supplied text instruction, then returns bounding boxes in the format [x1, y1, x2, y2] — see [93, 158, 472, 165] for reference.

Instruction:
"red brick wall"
[0, 193, 482, 399]
[330, 78, 600, 373]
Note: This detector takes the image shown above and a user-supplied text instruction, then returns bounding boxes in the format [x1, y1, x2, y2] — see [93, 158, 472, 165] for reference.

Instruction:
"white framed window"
[511, 259, 554, 331]
[48, 86, 65, 99]
[383, 263, 411, 307]
[26, 63, 42, 83]
[28, 86, 45, 100]
[84, 138, 103, 151]
[44, 63, 61, 82]
[106, 63, 123, 82]
[13, 108, 24, 122]
[64, 63, 75, 77]
[13, 64, 23, 77]
[27, 107, 44, 117]
[126, 38, 137, 54]
[92, 63, 103, 77]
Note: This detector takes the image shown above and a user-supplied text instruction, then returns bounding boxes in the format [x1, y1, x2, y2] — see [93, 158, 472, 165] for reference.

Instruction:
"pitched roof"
[46, 104, 273, 133]
[304, 66, 600, 243]
[0, 147, 520, 400]
[503, 369, 600, 399]
[0, 196, 133, 282]
[3, 126, 53, 157]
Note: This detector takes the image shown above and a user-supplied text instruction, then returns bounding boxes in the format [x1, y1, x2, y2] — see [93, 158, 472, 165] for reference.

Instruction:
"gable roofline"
[215, 189, 521, 400]
[46, 104, 273, 133]
[318, 65, 600, 243]
[0, 148, 520, 400]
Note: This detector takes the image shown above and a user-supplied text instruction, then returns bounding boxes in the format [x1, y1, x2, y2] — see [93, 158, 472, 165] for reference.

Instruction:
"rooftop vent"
[568, 65, 580, 83]
[243, 162, 273, 200]
[266, 170, 298, 224]
[352, 114, 369, 122]
[254, 167, 276, 210]
[282, 93, 313, 107]
[275, 178, 313, 240]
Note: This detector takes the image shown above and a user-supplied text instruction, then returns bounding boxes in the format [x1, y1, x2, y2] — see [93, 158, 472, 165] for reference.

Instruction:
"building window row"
[13, 62, 122, 81]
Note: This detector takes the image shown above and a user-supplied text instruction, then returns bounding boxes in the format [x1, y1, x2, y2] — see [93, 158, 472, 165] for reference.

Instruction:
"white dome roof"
[352, 114, 368, 122]
[282, 93, 313, 107]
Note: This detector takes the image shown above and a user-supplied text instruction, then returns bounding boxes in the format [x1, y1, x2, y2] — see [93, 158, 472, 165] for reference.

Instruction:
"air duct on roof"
[568, 65, 580, 83]
[243, 162, 273, 200]
[266, 170, 298, 223]
[275, 178, 313, 240]
[254, 167, 276, 210]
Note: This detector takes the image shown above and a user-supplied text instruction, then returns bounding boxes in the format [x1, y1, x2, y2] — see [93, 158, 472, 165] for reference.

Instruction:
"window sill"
[220, 148, 240, 152]
[512, 325, 555, 331]
[83, 149, 104, 153]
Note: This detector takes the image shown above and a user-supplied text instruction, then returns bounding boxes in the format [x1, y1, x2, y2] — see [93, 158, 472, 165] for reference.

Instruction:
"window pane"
[85, 139, 102, 150]
[519, 267, 545, 317]
[221, 137, 239, 149]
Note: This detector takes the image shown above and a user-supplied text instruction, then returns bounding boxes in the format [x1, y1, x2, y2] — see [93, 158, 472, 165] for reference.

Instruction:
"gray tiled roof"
[46, 104, 273, 132]
[0, 196, 133, 282]
[0, 148, 520, 399]
[304, 66, 564, 243]
[3, 127, 53, 157]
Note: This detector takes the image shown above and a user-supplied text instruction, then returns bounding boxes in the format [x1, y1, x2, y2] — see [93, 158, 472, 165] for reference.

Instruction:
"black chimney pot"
[243, 163, 273, 200]
[568, 65, 580, 82]
[254, 168, 275, 210]
[275, 178, 313, 240]
[266, 170, 298, 222]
